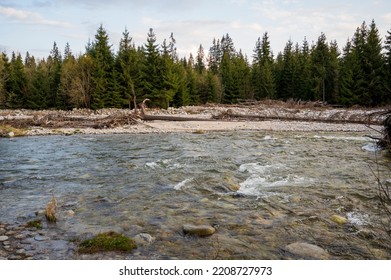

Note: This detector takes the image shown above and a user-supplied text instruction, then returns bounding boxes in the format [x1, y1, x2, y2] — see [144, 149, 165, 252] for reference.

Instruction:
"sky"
[0, 0, 390, 60]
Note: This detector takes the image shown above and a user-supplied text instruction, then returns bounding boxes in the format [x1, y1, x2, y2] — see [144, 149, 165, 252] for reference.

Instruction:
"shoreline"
[1, 103, 387, 137]
[25, 120, 383, 136]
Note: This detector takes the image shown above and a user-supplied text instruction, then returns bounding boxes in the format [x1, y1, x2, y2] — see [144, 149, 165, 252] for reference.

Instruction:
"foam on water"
[362, 143, 382, 152]
[173, 178, 193, 190]
[347, 211, 370, 226]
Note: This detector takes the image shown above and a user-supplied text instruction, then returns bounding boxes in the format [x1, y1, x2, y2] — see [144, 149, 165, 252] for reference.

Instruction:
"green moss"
[26, 219, 43, 229]
[78, 231, 137, 254]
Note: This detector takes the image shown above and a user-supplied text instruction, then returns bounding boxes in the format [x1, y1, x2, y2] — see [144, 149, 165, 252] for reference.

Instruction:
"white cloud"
[0, 6, 73, 28]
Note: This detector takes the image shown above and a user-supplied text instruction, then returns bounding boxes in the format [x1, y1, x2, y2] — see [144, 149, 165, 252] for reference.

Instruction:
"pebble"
[34, 235, 49, 241]
[0, 235, 9, 242]
[16, 249, 25, 255]
[15, 234, 25, 240]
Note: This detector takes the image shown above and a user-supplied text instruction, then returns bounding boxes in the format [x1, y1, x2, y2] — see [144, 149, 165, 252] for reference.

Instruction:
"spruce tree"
[142, 28, 164, 107]
[384, 28, 391, 102]
[89, 25, 118, 109]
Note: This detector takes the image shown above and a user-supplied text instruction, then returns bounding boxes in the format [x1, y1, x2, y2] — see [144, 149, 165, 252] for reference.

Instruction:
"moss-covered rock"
[78, 231, 137, 254]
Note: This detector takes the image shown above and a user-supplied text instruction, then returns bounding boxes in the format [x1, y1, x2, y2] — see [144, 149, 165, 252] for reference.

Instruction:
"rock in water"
[134, 233, 155, 246]
[330, 214, 348, 225]
[182, 224, 216, 237]
[285, 242, 329, 259]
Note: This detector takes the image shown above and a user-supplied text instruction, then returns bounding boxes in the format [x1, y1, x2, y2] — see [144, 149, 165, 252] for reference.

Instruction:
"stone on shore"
[182, 224, 216, 237]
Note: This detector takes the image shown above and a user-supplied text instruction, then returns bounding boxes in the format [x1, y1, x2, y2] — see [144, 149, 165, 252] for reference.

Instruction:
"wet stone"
[16, 249, 25, 255]
[3, 241, 11, 246]
[0, 236, 9, 242]
[8, 255, 22, 260]
[330, 214, 348, 225]
[285, 242, 329, 260]
[34, 235, 49, 241]
[15, 234, 25, 240]
[134, 233, 155, 246]
[182, 224, 216, 237]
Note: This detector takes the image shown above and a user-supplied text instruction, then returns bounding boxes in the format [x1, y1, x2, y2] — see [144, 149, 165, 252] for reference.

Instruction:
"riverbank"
[0, 102, 388, 136]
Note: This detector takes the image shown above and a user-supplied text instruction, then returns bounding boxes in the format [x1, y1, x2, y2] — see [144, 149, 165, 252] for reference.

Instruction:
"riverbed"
[0, 131, 390, 259]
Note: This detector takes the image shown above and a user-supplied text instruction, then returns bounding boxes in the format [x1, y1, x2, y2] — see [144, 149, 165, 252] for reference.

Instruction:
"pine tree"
[115, 28, 141, 108]
[365, 20, 384, 105]
[142, 28, 164, 107]
[311, 33, 329, 101]
[4, 52, 27, 108]
[338, 39, 359, 106]
[89, 25, 118, 109]
[384, 28, 391, 102]
[252, 33, 275, 99]
[0, 52, 8, 108]
[47, 41, 62, 108]
[276, 40, 295, 100]
[296, 37, 312, 100]
[195, 44, 205, 74]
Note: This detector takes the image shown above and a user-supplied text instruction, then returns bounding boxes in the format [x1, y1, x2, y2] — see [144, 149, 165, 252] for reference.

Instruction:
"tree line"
[0, 20, 390, 110]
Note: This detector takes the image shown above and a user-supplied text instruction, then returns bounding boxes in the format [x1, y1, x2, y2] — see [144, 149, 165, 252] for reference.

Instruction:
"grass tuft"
[78, 231, 137, 254]
[45, 195, 57, 223]
[26, 219, 43, 229]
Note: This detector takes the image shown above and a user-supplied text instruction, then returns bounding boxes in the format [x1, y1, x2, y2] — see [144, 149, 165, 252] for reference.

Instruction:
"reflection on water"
[0, 131, 390, 259]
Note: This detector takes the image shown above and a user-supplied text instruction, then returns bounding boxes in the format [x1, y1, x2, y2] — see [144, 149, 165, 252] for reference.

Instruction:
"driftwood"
[212, 112, 383, 125]
[139, 99, 215, 122]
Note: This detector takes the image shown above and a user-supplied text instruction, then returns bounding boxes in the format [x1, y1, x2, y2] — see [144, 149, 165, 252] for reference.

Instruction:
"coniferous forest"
[1, 19, 391, 110]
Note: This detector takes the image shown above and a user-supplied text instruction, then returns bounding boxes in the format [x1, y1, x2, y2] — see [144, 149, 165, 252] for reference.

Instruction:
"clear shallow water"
[1, 131, 390, 259]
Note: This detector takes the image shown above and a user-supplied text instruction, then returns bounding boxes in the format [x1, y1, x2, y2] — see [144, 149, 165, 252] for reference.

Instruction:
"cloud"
[0, 6, 73, 27]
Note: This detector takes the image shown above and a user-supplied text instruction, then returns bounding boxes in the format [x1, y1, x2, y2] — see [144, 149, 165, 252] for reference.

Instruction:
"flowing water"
[1, 131, 390, 259]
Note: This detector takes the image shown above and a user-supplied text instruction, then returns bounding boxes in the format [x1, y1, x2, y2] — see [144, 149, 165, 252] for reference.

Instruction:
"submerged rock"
[285, 242, 329, 259]
[134, 233, 155, 246]
[182, 224, 216, 237]
[330, 214, 348, 225]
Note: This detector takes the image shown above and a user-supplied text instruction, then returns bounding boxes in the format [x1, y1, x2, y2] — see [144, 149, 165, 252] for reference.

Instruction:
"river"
[0, 131, 390, 259]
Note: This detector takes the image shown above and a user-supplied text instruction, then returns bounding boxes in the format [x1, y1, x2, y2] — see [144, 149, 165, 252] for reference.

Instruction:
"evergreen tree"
[0, 52, 8, 108]
[276, 40, 295, 100]
[311, 33, 329, 101]
[296, 37, 312, 100]
[365, 20, 385, 105]
[195, 44, 205, 74]
[89, 25, 118, 109]
[384, 28, 391, 102]
[115, 28, 141, 108]
[338, 39, 359, 105]
[4, 52, 27, 108]
[142, 28, 165, 107]
[47, 41, 62, 108]
[252, 33, 276, 99]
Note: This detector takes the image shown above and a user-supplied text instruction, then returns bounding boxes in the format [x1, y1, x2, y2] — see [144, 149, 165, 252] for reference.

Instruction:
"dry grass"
[45, 195, 57, 223]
